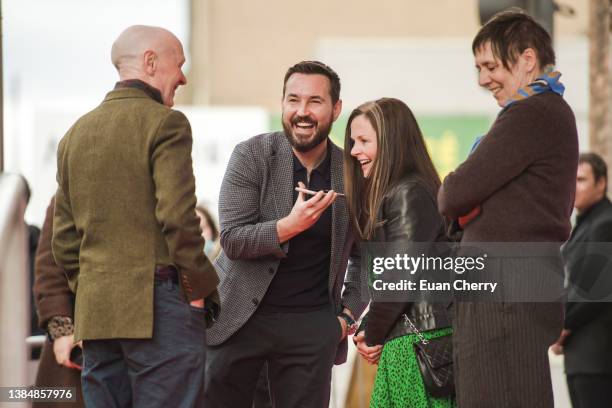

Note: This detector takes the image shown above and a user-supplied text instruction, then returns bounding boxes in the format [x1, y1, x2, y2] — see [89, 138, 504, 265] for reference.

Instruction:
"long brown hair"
[343, 98, 440, 240]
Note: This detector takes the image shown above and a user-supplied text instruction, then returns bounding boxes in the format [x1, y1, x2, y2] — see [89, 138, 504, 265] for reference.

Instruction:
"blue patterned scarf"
[470, 65, 565, 152]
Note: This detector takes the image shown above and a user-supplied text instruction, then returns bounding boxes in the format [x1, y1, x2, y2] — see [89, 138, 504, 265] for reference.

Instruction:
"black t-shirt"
[259, 147, 332, 312]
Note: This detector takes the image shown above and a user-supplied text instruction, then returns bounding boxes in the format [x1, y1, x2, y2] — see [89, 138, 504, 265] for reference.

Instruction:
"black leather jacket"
[360, 175, 452, 346]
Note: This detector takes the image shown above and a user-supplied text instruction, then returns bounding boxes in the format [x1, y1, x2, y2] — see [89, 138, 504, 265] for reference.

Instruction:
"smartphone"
[295, 187, 345, 197]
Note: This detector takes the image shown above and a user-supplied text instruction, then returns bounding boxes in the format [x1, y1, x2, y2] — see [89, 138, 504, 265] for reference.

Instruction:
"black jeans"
[567, 374, 612, 408]
[204, 307, 342, 408]
[81, 278, 207, 408]
[252, 363, 272, 408]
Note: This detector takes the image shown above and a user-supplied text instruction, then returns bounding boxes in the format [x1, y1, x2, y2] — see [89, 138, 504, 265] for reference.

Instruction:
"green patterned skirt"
[370, 327, 455, 408]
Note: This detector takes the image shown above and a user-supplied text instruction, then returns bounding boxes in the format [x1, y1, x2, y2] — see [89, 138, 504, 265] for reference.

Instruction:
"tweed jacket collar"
[114, 79, 164, 104]
[102, 86, 163, 104]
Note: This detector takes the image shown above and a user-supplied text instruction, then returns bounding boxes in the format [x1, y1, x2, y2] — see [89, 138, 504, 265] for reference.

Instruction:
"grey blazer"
[208, 132, 367, 364]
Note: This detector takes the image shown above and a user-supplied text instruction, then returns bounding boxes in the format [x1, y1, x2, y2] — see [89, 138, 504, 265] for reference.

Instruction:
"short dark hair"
[472, 9, 555, 70]
[579, 152, 608, 192]
[282, 61, 341, 104]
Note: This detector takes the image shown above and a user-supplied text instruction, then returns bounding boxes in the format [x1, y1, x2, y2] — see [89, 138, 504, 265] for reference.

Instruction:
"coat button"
[268, 267, 274, 275]
[252, 298, 259, 306]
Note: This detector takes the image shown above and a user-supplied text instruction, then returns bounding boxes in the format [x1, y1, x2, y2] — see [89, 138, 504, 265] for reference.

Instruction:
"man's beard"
[282, 114, 332, 153]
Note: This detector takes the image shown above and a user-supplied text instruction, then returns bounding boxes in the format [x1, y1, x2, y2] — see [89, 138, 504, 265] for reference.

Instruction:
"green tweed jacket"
[52, 87, 219, 341]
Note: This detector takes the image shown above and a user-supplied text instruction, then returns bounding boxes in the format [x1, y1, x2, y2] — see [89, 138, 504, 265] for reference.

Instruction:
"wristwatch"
[338, 312, 358, 336]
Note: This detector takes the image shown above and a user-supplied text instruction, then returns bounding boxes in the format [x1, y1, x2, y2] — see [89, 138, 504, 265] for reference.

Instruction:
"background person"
[33, 197, 84, 408]
[551, 153, 612, 407]
[437, 10, 579, 407]
[195, 203, 222, 260]
[346, 98, 454, 408]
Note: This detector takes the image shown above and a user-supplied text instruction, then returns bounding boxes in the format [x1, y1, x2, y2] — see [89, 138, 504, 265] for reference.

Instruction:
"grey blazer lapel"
[329, 143, 349, 298]
[270, 132, 295, 220]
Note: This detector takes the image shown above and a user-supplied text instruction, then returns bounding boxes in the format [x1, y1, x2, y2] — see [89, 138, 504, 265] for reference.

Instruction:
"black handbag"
[403, 314, 455, 398]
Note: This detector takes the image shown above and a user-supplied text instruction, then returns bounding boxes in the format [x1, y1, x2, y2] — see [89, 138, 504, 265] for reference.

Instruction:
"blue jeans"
[82, 278, 206, 408]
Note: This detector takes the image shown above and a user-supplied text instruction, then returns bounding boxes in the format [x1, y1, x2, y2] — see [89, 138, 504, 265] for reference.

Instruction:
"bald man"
[52, 25, 219, 408]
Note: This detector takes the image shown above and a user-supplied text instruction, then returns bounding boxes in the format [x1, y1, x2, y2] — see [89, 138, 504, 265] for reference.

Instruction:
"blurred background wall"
[182, 0, 588, 108]
[2, 0, 595, 226]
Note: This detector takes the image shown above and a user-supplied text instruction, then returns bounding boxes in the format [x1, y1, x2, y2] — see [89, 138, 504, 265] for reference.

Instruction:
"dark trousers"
[81, 279, 207, 408]
[253, 363, 272, 408]
[567, 374, 612, 408]
[454, 302, 560, 408]
[204, 307, 342, 408]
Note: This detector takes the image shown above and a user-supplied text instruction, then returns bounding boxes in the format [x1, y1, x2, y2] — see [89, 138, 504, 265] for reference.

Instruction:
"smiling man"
[204, 61, 367, 408]
[52, 25, 219, 407]
[438, 11, 579, 408]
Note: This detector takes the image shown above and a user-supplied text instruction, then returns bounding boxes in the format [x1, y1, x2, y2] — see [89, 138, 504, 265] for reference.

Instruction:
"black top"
[259, 145, 332, 313]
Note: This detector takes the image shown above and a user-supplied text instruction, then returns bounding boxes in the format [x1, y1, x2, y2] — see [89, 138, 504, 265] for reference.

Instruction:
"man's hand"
[353, 332, 383, 365]
[277, 182, 337, 244]
[190, 298, 205, 309]
[550, 329, 571, 355]
[53, 334, 80, 369]
[337, 316, 347, 340]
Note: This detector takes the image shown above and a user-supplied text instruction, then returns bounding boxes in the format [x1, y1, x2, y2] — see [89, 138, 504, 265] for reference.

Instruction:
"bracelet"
[338, 312, 358, 336]
[338, 312, 355, 326]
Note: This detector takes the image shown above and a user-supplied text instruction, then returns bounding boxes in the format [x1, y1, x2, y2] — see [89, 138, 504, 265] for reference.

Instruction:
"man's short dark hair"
[472, 9, 555, 70]
[283, 61, 341, 104]
[579, 152, 608, 192]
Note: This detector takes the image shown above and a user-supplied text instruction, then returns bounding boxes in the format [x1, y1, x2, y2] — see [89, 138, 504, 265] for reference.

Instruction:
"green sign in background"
[270, 114, 492, 177]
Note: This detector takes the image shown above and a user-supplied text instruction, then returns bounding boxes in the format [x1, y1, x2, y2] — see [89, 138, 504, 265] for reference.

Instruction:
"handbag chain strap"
[402, 314, 429, 345]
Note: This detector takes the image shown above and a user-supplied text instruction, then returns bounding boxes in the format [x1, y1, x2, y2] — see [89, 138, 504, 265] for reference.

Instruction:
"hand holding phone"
[277, 182, 338, 243]
[294, 187, 345, 197]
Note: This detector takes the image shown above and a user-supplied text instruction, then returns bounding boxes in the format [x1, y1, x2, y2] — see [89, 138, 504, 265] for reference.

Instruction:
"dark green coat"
[52, 87, 219, 341]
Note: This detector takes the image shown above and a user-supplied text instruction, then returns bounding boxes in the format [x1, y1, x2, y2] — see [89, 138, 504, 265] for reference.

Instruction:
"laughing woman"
[345, 98, 454, 408]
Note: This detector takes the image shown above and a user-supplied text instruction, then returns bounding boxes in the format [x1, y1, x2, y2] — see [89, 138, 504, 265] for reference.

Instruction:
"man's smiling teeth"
[295, 122, 314, 128]
[490, 87, 501, 95]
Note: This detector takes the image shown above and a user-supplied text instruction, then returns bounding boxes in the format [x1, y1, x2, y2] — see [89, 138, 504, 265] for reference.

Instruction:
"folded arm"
[438, 102, 545, 218]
